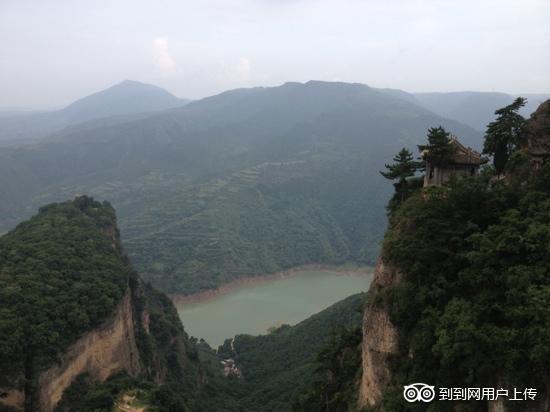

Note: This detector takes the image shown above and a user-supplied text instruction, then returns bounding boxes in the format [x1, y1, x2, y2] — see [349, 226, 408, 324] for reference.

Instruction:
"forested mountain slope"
[0, 197, 232, 412]
[0, 197, 366, 412]
[0, 81, 482, 294]
[0, 80, 187, 144]
[358, 99, 550, 411]
[217, 292, 365, 412]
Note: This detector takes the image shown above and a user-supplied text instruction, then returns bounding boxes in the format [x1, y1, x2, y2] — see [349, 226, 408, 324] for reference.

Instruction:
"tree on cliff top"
[418, 126, 456, 167]
[483, 97, 527, 175]
[380, 147, 420, 205]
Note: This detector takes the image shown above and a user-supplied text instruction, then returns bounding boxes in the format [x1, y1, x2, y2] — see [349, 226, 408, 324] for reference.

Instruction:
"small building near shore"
[422, 136, 487, 187]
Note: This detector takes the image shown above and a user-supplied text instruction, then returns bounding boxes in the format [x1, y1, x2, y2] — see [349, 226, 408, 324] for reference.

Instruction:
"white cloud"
[1, 0, 549, 107]
[153, 36, 176, 74]
[223, 57, 251, 83]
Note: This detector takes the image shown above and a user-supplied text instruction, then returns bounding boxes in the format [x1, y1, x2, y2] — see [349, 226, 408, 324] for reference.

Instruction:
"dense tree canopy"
[216, 293, 365, 412]
[377, 123, 550, 409]
[0, 197, 129, 409]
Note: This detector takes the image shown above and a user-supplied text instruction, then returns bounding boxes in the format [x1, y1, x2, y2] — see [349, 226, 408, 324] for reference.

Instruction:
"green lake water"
[175, 269, 373, 347]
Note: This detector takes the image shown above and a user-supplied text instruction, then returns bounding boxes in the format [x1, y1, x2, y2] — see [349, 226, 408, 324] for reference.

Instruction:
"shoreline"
[169, 263, 373, 306]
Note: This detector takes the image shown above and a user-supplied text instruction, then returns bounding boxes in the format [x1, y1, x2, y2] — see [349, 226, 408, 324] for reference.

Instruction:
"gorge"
[1, 89, 549, 412]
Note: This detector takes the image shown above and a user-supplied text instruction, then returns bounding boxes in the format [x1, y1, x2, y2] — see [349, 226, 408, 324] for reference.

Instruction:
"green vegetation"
[216, 293, 365, 411]
[417, 126, 456, 166]
[0, 196, 248, 412]
[483, 97, 527, 174]
[380, 148, 421, 206]
[0, 80, 186, 143]
[54, 373, 152, 412]
[123, 158, 373, 293]
[376, 100, 550, 410]
[292, 327, 363, 412]
[0, 81, 482, 294]
[0, 196, 129, 409]
[54, 366, 241, 412]
[129, 281, 245, 412]
[54, 293, 367, 412]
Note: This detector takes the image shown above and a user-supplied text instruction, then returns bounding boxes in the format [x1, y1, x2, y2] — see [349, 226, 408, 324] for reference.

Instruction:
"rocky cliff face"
[0, 285, 146, 412]
[0, 197, 201, 412]
[524, 99, 550, 170]
[37, 288, 141, 412]
[0, 389, 24, 411]
[358, 259, 401, 409]
[357, 100, 550, 412]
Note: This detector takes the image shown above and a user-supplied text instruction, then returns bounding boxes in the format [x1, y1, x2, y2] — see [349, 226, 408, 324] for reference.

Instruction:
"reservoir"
[175, 268, 373, 347]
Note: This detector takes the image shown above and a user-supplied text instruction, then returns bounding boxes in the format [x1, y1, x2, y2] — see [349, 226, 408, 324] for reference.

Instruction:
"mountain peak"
[61, 80, 186, 122]
[112, 79, 162, 90]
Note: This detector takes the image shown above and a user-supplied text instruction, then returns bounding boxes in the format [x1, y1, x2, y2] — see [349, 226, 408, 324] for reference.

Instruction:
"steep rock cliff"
[358, 259, 400, 410]
[36, 288, 140, 412]
[524, 99, 550, 172]
[357, 100, 550, 412]
[0, 197, 204, 412]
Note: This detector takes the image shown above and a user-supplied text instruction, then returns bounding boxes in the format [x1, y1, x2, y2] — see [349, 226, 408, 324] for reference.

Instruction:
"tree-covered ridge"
[216, 293, 365, 412]
[376, 100, 550, 410]
[0, 195, 246, 412]
[125, 156, 382, 294]
[0, 81, 482, 294]
[0, 196, 129, 390]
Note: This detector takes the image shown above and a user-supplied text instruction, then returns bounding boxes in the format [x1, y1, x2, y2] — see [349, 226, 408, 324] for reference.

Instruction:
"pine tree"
[483, 97, 526, 175]
[418, 126, 455, 166]
[380, 148, 419, 202]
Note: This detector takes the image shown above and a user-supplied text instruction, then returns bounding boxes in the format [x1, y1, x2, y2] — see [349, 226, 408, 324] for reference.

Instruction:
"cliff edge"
[358, 259, 400, 409]
[357, 99, 550, 411]
[0, 196, 203, 412]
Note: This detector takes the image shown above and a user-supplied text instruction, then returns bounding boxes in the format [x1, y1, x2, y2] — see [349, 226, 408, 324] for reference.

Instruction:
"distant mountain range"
[1, 80, 547, 294]
[2, 80, 546, 145]
[378, 88, 550, 131]
[0, 80, 189, 143]
[0, 80, 491, 294]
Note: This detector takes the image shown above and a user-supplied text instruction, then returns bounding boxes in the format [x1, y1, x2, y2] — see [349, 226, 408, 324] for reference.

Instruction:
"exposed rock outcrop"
[0, 389, 24, 410]
[0, 287, 141, 412]
[0, 197, 206, 412]
[524, 99, 550, 169]
[358, 259, 401, 409]
[37, 288, 141, 412]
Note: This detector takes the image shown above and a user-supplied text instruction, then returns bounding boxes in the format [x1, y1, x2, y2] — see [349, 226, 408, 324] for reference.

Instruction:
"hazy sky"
[1, 0, 549, 109]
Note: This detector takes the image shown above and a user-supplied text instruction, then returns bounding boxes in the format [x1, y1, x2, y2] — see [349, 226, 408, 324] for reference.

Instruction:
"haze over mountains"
[377, 88, 549, 131]
[411, 91, 549, 131]
[0, 79, 546, 294]
[0, 80, 188, 144]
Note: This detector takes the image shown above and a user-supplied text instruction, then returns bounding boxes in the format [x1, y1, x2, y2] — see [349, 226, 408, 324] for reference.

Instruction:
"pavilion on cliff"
[422, 136, 488, 187]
